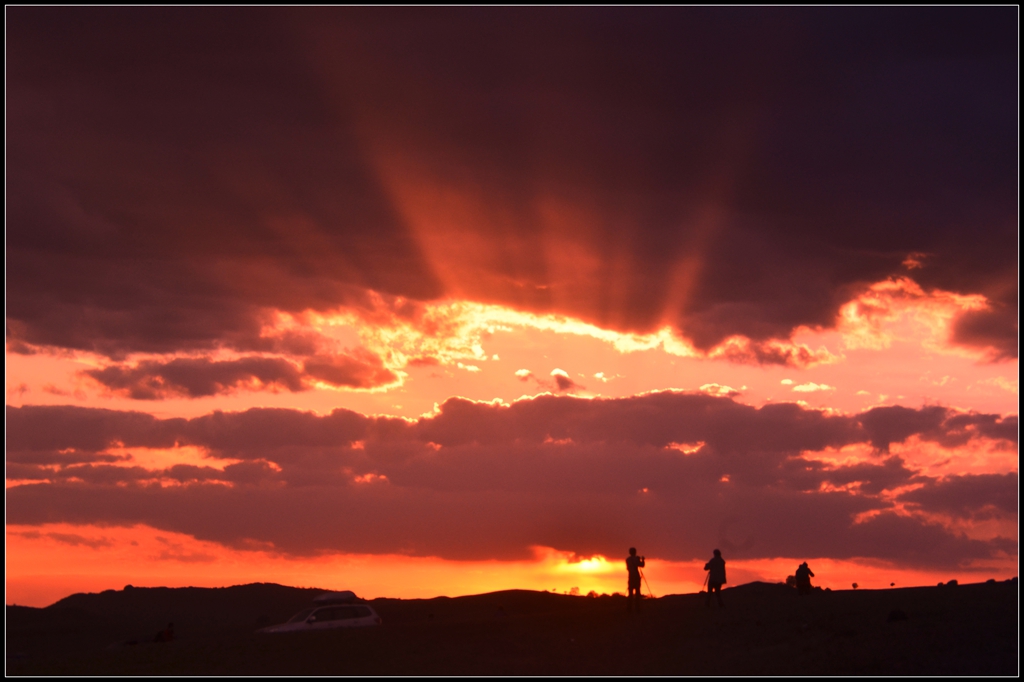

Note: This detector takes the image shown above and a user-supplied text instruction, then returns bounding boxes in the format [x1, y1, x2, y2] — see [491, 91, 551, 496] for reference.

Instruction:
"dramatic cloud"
[6, 7, 1016, 359]
[84, 357, 305, 399]
[898, 473, 1018, 520]
[81, 350, 397, 399]
[7, 394, 1016, 566]
[4, 9, 1017, 605]
[951, 300, 1019, 362]
[858, 405, 1018, 453]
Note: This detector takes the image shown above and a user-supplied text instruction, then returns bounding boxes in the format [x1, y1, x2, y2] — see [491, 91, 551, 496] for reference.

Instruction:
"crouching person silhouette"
[795, 562, 815, 595]
[626, 547, 645, 612]
[704, 549, 726, 608]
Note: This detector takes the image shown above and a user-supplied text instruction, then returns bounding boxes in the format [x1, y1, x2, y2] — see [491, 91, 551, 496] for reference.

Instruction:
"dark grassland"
[6, 580, 1017, 675]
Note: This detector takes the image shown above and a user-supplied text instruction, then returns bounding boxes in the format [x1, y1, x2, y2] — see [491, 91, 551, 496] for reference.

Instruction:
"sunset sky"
[6, 7, 1018, 607]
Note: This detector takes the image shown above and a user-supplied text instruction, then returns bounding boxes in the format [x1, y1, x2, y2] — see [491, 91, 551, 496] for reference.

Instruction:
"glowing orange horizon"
[6, 523, 1016, 608]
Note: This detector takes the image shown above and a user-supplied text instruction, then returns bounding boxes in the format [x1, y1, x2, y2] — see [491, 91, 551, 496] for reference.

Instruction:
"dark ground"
[5, 579, 1018, 675]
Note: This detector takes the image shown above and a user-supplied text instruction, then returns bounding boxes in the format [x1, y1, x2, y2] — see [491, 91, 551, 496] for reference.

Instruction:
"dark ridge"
[7, 579, 1017, 675]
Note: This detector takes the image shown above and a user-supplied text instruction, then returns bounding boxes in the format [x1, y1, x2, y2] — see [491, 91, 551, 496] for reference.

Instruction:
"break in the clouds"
[6, 7, 1017, 360]
[7, 393, 1016, 567]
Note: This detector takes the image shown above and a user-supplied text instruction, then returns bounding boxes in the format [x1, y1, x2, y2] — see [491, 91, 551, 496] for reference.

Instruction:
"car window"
[287, 608, 316, 623]
[312, 607, 344, 622]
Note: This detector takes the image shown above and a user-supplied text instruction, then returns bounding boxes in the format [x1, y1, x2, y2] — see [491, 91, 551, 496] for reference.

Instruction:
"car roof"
[312, 590, 358, 605]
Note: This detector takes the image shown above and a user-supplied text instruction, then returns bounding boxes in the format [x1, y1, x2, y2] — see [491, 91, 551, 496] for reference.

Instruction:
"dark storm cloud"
[814, 457, 920, 496]
[5, 405, 183, 452]
[81, 351, 397, 399]
[859, 405, 1018, 452]
[899, 473, 1019, 520]
[6, 7, 1016, 360]
[951, 303, 1018, 362]
[84, 357, 305, 399]
[6, 7, 440, 359]
[182, 407, 369, 456]
[6, 394, 1017, 566]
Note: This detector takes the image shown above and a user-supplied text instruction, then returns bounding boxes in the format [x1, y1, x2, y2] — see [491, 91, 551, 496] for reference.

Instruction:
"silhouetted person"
[704, 549, 726, 608]
[625, 547, 645, 612]
[154, 622, 174, 643]
[795, 562, 815, 595]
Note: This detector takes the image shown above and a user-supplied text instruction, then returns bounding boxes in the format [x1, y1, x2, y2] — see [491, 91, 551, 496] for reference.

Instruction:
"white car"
[258, 592, 382, 633]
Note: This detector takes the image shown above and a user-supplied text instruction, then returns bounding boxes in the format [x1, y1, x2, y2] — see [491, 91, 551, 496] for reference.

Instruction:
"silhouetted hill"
[7, 579, 1018, 675]
[47, 583, 325, 637]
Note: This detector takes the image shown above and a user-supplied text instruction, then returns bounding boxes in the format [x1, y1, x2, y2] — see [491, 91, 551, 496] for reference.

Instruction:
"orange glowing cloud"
[836, 278, 992, 357]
